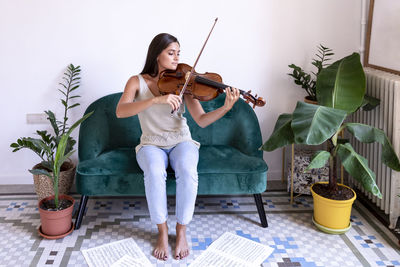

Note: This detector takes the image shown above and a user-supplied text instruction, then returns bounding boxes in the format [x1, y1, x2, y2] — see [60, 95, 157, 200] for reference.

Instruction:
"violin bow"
[171, 17, 219, 114]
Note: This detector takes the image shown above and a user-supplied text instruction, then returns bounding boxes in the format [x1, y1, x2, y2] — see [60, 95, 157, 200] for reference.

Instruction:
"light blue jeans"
[136, 141, 199, 225]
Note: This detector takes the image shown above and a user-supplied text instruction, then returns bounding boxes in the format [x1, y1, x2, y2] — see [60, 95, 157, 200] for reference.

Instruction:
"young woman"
[116, 33, 239, 261]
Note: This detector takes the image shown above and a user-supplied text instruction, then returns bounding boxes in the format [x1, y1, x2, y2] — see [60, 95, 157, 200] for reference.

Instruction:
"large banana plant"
[261, 53, 400, 198]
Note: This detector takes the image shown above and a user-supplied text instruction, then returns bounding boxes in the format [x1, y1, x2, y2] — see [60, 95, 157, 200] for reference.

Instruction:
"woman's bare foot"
[154, 222, 169, 261]
[175, 223, 189, 260]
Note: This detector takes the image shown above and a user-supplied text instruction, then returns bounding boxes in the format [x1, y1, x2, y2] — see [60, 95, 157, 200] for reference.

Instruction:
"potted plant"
[262, 53, 400, 233]
[10, 63, 93, 238]
[288, 44, 334, 103]
[36, 112, 92, 238]
[10, 64, 83, 201]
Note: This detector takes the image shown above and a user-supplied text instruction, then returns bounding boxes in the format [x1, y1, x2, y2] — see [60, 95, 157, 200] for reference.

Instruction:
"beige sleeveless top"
[134, 75, 200, 153]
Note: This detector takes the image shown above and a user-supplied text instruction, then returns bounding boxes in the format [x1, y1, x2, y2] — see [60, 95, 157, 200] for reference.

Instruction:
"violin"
[159, 18, 265, 114]
[158, 63, 266, 108]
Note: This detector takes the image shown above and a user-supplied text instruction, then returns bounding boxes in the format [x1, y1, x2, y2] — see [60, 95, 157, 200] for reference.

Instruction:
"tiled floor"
[0, 185, 399, 266]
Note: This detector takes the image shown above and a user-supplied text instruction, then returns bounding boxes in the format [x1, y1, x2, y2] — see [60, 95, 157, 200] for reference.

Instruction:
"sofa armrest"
[187, 96, 264, 159]
[227, 100, 264, 159]
[231, 122, 263, 159]
[78, 104, 109, 161]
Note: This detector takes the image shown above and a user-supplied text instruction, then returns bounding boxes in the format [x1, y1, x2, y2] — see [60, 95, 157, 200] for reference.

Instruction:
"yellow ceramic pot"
[310, 182, 356, 234]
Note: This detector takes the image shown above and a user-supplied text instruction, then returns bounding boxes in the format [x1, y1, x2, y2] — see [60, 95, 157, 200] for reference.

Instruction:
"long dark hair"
[140, 33, 179, 77]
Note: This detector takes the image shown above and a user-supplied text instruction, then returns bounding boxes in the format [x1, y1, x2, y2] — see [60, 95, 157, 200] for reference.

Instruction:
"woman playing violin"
[116, 33, 239, 261]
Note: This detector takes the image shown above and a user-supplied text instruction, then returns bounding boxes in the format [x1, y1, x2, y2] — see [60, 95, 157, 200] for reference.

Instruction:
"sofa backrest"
[78, 92, 263, 161]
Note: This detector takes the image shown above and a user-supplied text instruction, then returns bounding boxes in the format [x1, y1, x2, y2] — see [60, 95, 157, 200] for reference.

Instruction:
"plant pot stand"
[38, 222, 74, 239]
[312, 216, 351, 234]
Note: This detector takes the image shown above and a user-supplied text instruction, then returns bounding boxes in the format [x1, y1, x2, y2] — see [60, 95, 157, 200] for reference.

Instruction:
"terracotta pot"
[38, 194, 75, 238]
[33, 161, 76, 201]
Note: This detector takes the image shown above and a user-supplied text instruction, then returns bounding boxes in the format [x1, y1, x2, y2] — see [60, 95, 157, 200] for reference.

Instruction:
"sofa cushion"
[198, 145, 267, 174]
[77, 148, 140, 176]
[77, 145, 267, 176]
[76, 145, 267, 196]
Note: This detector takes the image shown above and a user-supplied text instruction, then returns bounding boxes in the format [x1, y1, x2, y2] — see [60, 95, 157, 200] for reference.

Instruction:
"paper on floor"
[81, 238, 151, 267]
[111, 255, 151, 267]
[189, 232, 273, 267]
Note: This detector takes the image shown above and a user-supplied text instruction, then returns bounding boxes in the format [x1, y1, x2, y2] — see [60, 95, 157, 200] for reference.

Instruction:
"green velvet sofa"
[74, 92, 269, 229]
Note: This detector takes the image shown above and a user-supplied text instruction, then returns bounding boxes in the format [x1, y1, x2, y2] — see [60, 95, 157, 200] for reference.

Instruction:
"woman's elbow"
[197, 121, 209, 128]
[194, 115, 209, 128]
[115, 107, 124, 118]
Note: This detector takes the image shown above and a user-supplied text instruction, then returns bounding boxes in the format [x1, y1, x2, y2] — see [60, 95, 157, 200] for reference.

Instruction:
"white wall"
[0, 0, 363, 184]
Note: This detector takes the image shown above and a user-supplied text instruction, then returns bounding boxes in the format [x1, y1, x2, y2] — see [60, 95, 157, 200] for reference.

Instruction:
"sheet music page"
[189, 249, 253, 267]
[111, 255, 151, 267]
[189, 232, 273, 267]
[81, 238, 152, 267]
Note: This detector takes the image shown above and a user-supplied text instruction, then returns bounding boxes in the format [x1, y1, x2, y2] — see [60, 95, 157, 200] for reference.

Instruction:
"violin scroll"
[242, 90, 266, 109]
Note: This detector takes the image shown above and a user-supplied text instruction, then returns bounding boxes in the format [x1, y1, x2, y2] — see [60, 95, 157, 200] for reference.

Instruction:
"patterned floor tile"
[0, 192, 399, 266]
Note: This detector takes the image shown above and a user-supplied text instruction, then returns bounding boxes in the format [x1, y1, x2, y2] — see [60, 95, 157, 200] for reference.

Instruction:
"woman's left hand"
[223, 87, 240, 111]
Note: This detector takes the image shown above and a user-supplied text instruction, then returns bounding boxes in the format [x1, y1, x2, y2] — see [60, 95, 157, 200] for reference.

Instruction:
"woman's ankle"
[176, 222, 186, 233]
[157, 222, 168, 233]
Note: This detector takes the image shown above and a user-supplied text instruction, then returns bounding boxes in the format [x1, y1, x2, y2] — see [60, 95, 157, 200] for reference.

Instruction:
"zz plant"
[288, 44, 334, 102]
[10, 64, 93, 209]
[262, 53, 400, 198]
[11, 64, 82, 168]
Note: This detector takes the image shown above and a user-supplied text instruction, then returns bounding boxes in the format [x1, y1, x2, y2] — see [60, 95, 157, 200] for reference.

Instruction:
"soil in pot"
[304, 96, 318, 105]
[312, 183, 354, 200]
[40, 198, 73, 211]
[34, 161, 74, 172]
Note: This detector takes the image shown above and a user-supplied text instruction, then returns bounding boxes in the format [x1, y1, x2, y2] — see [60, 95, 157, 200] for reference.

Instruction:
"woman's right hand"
[154, 94, 182, 111]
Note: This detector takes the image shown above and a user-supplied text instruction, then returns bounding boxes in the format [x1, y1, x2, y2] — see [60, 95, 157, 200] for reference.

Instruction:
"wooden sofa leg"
[253, 194, 268, 228]
[74, 195, 89, 230]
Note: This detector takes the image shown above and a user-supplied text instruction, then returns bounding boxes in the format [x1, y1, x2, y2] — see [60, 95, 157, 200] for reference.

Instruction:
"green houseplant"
[262, 53, 400, 233]
[37, 111, 92, 238]
[288, 44, 334, 103]
[10, 64, 93, 238]
[11, 64, 83, 201]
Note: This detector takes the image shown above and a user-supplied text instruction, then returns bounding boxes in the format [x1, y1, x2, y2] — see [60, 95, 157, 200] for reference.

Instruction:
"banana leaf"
[316, 53, 366, 113]
[337, 143, 382, 198]
[305, 150, 331, 172]
[345, 123, 400, 171]
[260, 113, 294, 151]
[291, 101, 347, 145]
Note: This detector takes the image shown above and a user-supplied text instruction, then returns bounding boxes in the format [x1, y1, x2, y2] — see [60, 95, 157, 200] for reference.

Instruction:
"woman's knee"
[143, 165, 167, 184]
[175, 166, 198, 184]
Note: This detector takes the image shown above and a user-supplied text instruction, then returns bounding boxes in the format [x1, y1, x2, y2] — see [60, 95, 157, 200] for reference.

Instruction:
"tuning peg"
[252, 104, 256, 109]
